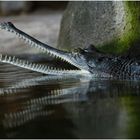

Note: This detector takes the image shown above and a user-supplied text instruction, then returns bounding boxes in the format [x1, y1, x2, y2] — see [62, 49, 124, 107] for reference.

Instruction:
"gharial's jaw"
[0, 22, 90, 75]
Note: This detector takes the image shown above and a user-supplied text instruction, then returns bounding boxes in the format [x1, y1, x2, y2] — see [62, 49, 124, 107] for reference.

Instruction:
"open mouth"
[0, 22, 90, 75]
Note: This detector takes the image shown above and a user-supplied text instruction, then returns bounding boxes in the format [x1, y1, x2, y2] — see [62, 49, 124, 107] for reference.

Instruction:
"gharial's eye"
[72, 48, 84, 54]
[73, 48, 79, 53]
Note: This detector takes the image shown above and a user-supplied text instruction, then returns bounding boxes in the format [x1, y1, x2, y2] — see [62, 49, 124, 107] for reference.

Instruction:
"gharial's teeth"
[35, 64, 38, 69]
[34, 43, 38, 47]
[37, 64, 40, 70]
[31, 42, 35, 47]
[26, 61, 29, 65]
[18, 34, 21, 38]
[4, 55, 8, 61]
[16, 59, 19, 64]
[47, 51, 50, 55]
[38, 65, 42, 70]
[37, 46, 41, 50]
[42, 65, 45, 71]
[32, 63, 36, 69]
[8, 56, 11, 62]
[28, 40, 32, 44]
[24, 39, 28, 43]
[29, 42, 33, 47]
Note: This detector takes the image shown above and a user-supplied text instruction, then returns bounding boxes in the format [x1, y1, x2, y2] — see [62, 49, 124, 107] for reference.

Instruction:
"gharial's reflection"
[0, 74, 92, 129]
[0, 73, 139, 129]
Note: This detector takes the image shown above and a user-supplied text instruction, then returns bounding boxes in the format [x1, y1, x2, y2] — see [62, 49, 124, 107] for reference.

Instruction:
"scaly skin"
[0, 22, 139, 80]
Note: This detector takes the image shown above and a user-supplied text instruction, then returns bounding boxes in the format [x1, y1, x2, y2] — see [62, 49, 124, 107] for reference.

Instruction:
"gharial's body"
[0, 22, 139, 80]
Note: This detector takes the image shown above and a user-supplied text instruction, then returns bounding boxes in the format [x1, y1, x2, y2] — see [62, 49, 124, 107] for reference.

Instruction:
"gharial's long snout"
[0, 22, 90, 75]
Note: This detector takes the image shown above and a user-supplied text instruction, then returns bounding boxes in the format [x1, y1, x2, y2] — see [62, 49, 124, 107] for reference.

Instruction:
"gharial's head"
[0, 22, 110, 76]
[35, 42, 111, 76]
[61, 44, 110, 74]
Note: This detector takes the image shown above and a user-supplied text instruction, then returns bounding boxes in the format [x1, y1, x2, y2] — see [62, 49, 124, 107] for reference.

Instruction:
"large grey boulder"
[57, 1, 140, 54]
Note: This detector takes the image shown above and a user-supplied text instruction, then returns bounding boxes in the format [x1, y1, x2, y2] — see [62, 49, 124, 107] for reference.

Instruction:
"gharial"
[0, 22, 139, 80]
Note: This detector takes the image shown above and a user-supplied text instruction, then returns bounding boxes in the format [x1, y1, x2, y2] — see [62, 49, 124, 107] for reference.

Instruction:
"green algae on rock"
[58, 1, 140, 54]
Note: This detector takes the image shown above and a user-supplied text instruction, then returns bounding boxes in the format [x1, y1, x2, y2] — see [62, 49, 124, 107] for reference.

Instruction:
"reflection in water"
[0, 63, 140, 138]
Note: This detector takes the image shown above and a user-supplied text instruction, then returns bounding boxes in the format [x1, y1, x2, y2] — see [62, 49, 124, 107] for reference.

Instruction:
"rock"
[58, 1, 140, 54]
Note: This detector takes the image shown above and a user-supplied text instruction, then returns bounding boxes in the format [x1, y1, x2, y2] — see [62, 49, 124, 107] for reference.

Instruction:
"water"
[0, 63, 140, 138]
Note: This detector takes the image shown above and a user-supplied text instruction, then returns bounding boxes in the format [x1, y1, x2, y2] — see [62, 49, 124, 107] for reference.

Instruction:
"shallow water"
[0, 63, 140, 139]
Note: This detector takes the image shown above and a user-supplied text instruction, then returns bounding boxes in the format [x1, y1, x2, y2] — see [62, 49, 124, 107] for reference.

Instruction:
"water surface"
[0, 63, 140, 139]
